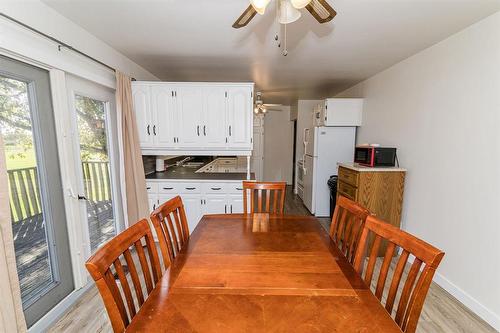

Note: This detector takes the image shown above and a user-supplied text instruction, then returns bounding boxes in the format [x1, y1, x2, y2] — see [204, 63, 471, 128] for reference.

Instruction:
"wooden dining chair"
[150, 195, 190, 268]
[353, 216, 445, 333]
[243, 181, 286, 214]
[85, 219, 162, 333]
[329, 195, 370, 264]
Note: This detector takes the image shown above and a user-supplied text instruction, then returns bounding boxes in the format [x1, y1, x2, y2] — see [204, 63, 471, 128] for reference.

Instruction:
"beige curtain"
[0, 135, 27, 332]
[116, 71, 149, 226]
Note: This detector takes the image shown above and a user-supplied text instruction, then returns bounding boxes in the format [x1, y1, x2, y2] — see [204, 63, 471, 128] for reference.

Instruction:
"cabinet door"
[228, 194, 244, 214]
[176, 86, 203, 147]
[148, 193, 159, 212]
[227, 87, 252, 148]
[203, 87, 227, 147]
[132, 84, 154, 147]
[203, 194, 228, 215]
[151, 85, 176, 147]
[180, 193, 203, 234]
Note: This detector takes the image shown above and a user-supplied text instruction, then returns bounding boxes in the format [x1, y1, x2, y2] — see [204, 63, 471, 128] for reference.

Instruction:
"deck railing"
[7, 161, 111, 224]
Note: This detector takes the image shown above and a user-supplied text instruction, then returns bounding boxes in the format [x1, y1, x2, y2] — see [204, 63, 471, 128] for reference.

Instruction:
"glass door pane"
[75, 95, 116, 252]
[0, 56, 74, 327]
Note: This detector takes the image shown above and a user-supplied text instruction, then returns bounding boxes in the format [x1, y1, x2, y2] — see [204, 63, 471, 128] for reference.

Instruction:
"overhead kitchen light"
[290, 0, 312, 9]
[278, 0, 302, 24]
[250, 0, 271, 15]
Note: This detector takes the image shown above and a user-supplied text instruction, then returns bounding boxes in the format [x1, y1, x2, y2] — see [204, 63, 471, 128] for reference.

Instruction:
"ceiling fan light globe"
[250, 0, 271, 15]
[279, 0, 302, 24]
[290, 0, 312, 9]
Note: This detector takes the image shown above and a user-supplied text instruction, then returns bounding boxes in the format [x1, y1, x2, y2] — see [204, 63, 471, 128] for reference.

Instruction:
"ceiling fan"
[254, 92, 283, 115]
[233, 0, 337, 29]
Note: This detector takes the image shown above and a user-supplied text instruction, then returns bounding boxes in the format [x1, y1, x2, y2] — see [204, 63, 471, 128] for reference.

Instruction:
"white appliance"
[314, 98, 363, 127]
[297, 159, 304, 199]
[303, 126, 356, 216]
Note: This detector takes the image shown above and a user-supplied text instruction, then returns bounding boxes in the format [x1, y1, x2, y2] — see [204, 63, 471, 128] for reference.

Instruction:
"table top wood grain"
[126, 214, 402, 332]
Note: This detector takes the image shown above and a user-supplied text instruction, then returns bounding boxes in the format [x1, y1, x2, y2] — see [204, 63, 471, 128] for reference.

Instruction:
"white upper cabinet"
[203, 87, 227, 147]
[176, 86, 204, 147]
[151, 85, 177, 146]
[227, 86, 252, 149]
[132, 84, 154, 147]
[132, 82, 254, 154]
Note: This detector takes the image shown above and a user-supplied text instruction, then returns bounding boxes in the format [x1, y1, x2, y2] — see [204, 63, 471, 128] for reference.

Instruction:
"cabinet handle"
[211, 187, 221, 190]
[203, 125, 206, 136]
[225, 204, 227, 214]
[147, 125, 150, 135]
[185, 187, 196, 190]
[201, 199, 203, 205]
[230, 205, 233, 214]
[236, 188, 243, 190]
[146, 187, 151, 190]
[197, 126, 200, 136]
[163, 187, 173, 190]
[229, 125, 232, 136]
[153, 203, 156, 210]
[153, 125, 156, 136]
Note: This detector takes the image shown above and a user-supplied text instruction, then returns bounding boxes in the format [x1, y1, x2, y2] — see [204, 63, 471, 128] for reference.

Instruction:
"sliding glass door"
[66, 75, 122, 256]
[0, 56, 74, 327]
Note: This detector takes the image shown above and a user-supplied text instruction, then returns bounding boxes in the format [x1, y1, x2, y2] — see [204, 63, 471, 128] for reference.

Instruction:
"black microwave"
[354, 147, 397, 167]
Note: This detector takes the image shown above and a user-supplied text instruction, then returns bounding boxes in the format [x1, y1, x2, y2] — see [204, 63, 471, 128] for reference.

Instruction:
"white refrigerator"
[303, 126, 356, 216]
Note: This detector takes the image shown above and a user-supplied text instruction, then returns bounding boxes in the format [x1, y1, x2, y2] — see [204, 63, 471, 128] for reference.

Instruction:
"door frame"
[65, 75, 123, 266]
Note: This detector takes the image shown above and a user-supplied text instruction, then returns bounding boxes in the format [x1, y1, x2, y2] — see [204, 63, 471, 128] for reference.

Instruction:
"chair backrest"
[150, 195, 190, 268]
[243, 181, 286, 214]
[353, 216, 444, 333]
[85, 219, 162, 333]
[329, 195, 370, 264]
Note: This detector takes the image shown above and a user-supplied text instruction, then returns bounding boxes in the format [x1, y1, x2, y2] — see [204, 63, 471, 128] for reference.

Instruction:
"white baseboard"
[28, 283, 93, 333]
[431, 271, 500, 331]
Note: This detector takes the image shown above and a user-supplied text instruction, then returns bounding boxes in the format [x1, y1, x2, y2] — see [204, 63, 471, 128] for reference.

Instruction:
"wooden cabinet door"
[181, 193, 203, 234]
[132, 84, 154, 148]
[203, 87, 227, 147]
[203, 194, 228, 215]
[151, 85, 176, 147]
[176, 86, 203, 147]
[227, 87, 252, 149]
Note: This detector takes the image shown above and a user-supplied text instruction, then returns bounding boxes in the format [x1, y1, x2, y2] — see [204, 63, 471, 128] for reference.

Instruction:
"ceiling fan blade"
[305, 0, 337, 24]
[232, 5, 258, 29]
[263, 103, 283, 107]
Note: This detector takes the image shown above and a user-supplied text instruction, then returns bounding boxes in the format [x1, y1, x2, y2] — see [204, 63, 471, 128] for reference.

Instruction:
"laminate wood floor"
[49, 186, 497, 333]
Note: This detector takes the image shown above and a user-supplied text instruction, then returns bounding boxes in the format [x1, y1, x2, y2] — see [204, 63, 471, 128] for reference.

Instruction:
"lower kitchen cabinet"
[147, 180, 245, 234]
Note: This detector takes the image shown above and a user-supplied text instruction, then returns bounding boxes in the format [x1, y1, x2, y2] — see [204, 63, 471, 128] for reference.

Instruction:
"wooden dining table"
[126, 214, 402, 332]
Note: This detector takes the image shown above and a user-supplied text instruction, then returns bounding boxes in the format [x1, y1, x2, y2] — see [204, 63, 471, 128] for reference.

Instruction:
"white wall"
[337, 12, 500, 330]
[0, 1, 159, 87]
[263, 107, 294, 184]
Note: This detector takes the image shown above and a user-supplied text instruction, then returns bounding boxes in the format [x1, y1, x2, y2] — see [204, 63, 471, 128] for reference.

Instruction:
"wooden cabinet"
[132, 82, 254, 154]
[337, 165, 405, 229]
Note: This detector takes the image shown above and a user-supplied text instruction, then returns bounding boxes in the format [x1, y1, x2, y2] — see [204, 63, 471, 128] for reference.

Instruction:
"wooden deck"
[12, 200, 115, 303]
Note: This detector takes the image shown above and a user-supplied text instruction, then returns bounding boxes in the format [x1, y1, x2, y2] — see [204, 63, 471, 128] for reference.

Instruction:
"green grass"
[4, 147, 36, 170]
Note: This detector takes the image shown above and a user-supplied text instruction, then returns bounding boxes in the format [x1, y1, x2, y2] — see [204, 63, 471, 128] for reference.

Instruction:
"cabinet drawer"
[202, 183, 228, 193]
[227, 183, 244, 194]
[158, 183, 179, 194]
[338, 167, 359, 187]
[146, 182, 158, 194]
[337, 181, 357, 201]
[177, 183, 201, 194]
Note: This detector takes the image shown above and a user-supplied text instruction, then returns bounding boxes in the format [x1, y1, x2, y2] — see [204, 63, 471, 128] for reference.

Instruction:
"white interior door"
[66, 75, 123, 256]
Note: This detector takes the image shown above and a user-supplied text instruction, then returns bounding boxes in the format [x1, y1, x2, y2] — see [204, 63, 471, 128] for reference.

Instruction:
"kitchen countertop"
[338, 162, 407, 172]
[146, 165, 254, 181]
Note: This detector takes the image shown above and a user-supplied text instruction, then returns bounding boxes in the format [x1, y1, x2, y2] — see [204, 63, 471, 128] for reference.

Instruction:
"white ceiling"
[43, 0, 500, 104]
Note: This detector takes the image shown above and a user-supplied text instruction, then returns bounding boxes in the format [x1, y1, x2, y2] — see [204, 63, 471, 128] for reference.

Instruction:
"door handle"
[153, 125, 156, 136]
[78, 194, 88, 201]
[203, 125, 206, 136]
[230, 205, 233, 214]
[229, 125, 232, 136]
[197, 126, 200, 136]
[225, 204, 227, 214]
[147, 125, 150, 135]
